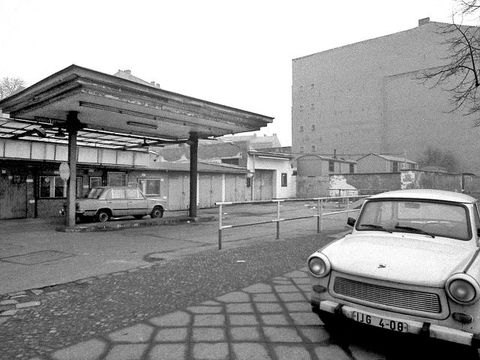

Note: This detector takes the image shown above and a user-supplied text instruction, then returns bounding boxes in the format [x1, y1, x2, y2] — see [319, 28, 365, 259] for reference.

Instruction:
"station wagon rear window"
[356, 199, 471, 240]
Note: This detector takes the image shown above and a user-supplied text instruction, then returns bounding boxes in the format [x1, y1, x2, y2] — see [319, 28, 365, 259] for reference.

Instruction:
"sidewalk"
[0, 207, 347, 296]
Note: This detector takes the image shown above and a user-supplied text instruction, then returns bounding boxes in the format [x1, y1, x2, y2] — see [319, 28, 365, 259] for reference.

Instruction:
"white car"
[308, 189, 480, 347]
[76, 186, 166, 222]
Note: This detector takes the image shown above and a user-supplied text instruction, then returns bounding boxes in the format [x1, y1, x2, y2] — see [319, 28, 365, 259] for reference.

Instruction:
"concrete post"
[66, 111, 79, 228]
[189, 133, 198, 219]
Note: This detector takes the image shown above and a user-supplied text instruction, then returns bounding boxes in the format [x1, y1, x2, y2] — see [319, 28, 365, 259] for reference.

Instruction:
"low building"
[356, 153, 418, 173]
[295, 154, 357, 197]
[153, 139, 296, 200]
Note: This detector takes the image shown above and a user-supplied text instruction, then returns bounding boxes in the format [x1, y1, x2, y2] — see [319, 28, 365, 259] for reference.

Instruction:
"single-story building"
[356, 153, 418, 173]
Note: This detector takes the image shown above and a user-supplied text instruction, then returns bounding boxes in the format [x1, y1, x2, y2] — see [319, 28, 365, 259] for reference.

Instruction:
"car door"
[126, 188, 148, 215]
[108, 188, 128, 217]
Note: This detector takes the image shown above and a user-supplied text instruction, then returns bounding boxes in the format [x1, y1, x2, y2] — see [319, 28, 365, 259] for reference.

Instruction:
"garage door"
[0, 175, 27, 219]
[254, 170, 274, 201]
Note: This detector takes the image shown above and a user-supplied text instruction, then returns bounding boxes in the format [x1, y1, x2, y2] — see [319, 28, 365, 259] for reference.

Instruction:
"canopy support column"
[189, 133, 198, 219]
[66, 111, 81, 228]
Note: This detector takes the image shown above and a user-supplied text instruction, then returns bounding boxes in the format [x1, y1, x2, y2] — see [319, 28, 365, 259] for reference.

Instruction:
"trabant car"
[308, 189, 480, 347]
[76, 186, 166, 222]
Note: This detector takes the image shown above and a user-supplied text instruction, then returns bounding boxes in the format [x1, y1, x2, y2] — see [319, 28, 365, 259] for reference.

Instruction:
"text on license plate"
[352, 311, 408, 332]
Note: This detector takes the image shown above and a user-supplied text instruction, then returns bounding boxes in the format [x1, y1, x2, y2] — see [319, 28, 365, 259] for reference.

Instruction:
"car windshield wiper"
[394, 225, 435, 238]
[358, 224, 392, 233]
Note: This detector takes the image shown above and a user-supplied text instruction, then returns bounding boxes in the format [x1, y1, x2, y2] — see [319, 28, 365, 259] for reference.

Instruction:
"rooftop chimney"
[124, 69, 132, 74]
[418, 17, 430, 26]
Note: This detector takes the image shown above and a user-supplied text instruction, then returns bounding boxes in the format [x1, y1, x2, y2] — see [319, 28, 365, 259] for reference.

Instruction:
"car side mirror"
[347, 217, 356, 227]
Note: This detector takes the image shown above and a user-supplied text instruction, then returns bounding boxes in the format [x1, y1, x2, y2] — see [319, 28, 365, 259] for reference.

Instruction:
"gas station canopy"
[0, 64, 273, 226]
[0, 64, 273, 148]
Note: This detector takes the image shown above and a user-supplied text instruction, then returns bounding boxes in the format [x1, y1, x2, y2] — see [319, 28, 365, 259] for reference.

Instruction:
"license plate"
[352, 311, 408, 333]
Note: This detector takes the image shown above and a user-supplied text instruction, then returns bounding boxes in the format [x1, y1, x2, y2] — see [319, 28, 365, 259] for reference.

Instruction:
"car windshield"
[87, 187, 105, 199]
[356, 199, 471, 240]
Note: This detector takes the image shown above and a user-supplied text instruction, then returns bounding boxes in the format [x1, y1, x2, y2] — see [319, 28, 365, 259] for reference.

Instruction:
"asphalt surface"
[2, 231, 479, 360]
[1, 203, 480, 360]
[1, 232, 329, 359]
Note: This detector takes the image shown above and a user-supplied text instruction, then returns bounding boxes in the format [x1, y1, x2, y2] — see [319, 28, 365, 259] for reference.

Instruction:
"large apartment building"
[292, 18, 480, 174]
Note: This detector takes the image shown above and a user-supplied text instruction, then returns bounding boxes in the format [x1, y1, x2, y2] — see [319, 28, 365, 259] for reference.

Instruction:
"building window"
[350, 164, 355, 174]
[329, 161, 335, 172]
[281, 173, 287, 187]
[392, 161, 399, 172]
[89, 176, 102, 189]
[246, 177, 252, 187]
[311, 145, 316, 152]
[311, 124, 316, 131]
[76, 176, 83, 198]
[39, 176, 66, 198]
[107, 172, 125, 186]
[299, 146, 305, 153]
[139, 179, 161, 196]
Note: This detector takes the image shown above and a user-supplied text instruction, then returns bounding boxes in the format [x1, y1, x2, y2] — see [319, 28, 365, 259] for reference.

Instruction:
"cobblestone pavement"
[10, 267, 480, 360]
[26, 268, 371, 360]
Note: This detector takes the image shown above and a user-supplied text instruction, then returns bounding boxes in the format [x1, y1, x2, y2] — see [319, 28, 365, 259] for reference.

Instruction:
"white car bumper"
[314, 300, 479, 347]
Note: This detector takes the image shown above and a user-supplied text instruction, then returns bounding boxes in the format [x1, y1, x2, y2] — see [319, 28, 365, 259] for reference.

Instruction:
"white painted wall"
[247, 153, 296, 198]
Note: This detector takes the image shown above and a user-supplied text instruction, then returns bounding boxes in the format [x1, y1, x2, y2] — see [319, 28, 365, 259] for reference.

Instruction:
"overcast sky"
[0, 0, 462, 146]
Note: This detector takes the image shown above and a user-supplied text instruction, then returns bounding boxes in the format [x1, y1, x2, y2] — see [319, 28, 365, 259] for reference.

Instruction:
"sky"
[0, 0, 464, 146]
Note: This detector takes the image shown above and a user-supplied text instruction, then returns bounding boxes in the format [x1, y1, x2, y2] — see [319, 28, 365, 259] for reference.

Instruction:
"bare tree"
[419, 1, 480, 124]
[418, 147, 459, 172]
[0, 77, 25, 100]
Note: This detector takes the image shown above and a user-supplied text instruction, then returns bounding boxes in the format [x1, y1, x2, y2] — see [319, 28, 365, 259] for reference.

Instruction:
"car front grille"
[333, 276, 442, 314]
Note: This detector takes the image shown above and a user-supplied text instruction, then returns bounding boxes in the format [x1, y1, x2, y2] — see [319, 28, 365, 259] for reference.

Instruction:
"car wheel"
[151, 206, 164, 219]
[96, 210, 110, 223]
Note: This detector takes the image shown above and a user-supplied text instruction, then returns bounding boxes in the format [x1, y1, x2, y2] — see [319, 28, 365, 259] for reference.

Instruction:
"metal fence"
[215, 195, 369, 250]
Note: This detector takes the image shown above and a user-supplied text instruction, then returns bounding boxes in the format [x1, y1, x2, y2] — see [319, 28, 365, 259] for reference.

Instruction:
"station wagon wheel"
[151, 206, 164, 219]
[96, 210, 110, 223]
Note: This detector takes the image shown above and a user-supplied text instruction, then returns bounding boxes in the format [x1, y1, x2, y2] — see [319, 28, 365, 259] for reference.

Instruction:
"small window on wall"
[246, 177, 252, 188]
[281, 173, 288, 187]
[107, 172, 126, 186]
[349, 164, 355, 174]
[90, 176, 102, 189]
[139, 179, 161, 196]
[329, 161, 335, 172]
[39, 176, 66, 198]
[392, 161, 399, 172]
[76, 176, 83, 198]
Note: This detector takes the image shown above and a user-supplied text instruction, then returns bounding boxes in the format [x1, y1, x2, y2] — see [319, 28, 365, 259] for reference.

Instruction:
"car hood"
[322, 233, 476, 287]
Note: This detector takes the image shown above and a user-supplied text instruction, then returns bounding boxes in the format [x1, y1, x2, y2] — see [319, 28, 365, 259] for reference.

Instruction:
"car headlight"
[446, 274, 480, 305]
[308, 253, 331, 277]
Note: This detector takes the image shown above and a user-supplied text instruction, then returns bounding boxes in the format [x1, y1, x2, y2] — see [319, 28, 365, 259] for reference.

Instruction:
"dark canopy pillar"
[189, 133, 198, 219]
[66, 111, 82, 228]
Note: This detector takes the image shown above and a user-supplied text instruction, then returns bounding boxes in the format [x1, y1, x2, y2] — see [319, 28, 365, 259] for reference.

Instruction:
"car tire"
[96, 210, 110, 223]
[151, 206, 164, 219]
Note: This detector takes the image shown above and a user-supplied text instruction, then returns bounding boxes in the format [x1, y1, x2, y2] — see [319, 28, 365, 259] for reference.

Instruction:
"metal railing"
[215, 195, 369, 250]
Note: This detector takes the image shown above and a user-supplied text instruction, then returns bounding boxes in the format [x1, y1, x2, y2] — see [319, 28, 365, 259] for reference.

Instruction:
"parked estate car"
[76, 186, 166, 222]
[308, 189, 480, 347]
